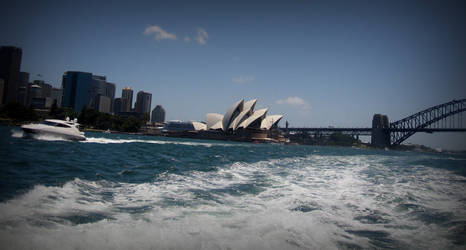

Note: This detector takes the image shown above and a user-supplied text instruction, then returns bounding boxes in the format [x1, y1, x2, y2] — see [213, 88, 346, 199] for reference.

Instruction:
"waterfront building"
[33, 80, 52, 98]
[17, 72, 29, 106]
[135, 91, 152, 114]
[206, 99, 282, 132]
[95, 94, 111, 113]
[121, 87, 133, 112]
[163, 120, 206, 132]
[50, 88, 62, 107]
[88, 75, 115, 113]
[62, 71, 116, 113]
[151, 105, 166, 123]
[28, 84, 43, 109]
[0, 46, 22, 104]
[113, 98, 121, 114]
[61, 71, 92, 112]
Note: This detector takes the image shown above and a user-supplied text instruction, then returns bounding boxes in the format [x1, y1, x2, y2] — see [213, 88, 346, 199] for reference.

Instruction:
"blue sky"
[2, 0, 466, 149]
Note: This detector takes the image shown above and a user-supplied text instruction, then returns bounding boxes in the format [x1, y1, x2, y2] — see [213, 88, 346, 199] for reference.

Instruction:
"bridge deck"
[281, 127, 466, 134]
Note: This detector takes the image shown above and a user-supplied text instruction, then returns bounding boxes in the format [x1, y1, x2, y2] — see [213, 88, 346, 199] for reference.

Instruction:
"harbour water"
[0, 125, 465, 249]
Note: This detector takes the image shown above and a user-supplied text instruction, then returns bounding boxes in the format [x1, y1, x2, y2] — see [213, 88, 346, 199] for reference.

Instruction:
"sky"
[1, 0, 466, 150]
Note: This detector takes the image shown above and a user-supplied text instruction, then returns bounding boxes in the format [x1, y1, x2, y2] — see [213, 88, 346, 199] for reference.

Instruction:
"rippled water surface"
[0, 126, 465, 249]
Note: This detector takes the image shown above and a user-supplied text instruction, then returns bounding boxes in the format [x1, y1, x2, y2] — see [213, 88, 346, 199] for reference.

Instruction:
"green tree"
[121, 116, 142, 132]
[0, 102, 38, 122]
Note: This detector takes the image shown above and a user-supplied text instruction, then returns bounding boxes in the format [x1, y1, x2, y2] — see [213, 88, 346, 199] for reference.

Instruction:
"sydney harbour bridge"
[282, 99, 466, 147]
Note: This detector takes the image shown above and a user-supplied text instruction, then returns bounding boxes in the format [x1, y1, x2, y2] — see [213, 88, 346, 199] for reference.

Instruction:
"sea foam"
[1, 153, 465, 249]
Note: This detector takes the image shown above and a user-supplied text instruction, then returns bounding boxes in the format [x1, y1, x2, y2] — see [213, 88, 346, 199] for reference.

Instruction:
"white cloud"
[195, 28, 208, 45]
[276, 96, 311, 111]
[184, 36, 191, 43]
[143, 25, 177, 41]
[232, 75, 254, 84]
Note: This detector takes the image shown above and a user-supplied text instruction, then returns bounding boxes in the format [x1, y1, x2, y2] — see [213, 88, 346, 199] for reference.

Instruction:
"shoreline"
[2, 122, 463, 153]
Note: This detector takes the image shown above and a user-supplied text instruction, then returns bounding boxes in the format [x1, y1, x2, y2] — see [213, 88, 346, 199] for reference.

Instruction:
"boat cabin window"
[41, 120, 71, 128]
[56, 123, 71, 128]
[42, 120, 58, 126]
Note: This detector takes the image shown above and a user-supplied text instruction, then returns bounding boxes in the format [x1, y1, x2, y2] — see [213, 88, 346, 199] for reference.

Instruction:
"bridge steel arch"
[389, 99, 466, 146]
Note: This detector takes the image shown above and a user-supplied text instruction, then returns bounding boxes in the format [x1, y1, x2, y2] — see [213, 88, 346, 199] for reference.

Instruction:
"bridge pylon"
[371, 114, 390, 147]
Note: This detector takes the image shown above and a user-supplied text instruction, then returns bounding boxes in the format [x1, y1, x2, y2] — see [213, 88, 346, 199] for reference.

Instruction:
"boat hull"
[21, 127, 86, 141]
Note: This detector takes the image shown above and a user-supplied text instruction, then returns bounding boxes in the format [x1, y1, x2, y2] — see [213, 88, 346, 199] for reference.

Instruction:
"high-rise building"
[17, 72, 29, 106]
[135, 91, 152, 114]
[95, 94, 111, 113]
[28, 83, 43, 109]
[51, 88, 62, 107]
[88, 75, 115, 113]
[0, 46, 22, 104]
[121, 87, 133, 112]
[106, 81, 116, 112]
[151, 105, 166, 123]
[61, 71, 92, 112]
[113, 98, 121, 114]
[33, 80, 52, 98]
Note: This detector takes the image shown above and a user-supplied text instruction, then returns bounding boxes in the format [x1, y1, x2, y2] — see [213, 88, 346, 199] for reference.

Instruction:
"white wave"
[11, 128, 70, 141]
[82, 137, 244, 147]
[11, 129, 24, 138]
[32, 133, 71, 141]
[0, 155, 465, 249]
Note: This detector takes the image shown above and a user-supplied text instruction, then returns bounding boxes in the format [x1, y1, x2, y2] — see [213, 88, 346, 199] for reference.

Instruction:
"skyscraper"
[51, 88, 62, 107]
[61, 71, 92, 112]
[113, 98, 121, 114]
[0, 46, 22, 104]
[17, 72, 29, 106]
[88, 75, 115, 113]
[151, 105, 166, 123]
[135, 91, 152, 114]
[121, 87, 133, 112]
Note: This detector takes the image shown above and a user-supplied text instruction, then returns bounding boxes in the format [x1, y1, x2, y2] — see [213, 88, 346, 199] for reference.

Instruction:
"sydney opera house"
[206, 99, 282, 131]
[164, 99, 285, 142]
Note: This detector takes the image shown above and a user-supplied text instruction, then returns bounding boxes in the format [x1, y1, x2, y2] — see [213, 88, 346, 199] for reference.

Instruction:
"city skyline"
[1, 0, 466, 149]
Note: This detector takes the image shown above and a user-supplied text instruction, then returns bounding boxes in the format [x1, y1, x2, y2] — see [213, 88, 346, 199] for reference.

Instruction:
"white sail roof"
[260, 115, 283, 130]
[222, 99, 244, 131]
[192, 121, 207, 131]
[227, 99, 255, 130]
[206, 113, 224, 130]
[242, 99, 257, 112]
[229, 109, 250, 130]
[210, 121, 223, 130]
[238, 108, 268, 129]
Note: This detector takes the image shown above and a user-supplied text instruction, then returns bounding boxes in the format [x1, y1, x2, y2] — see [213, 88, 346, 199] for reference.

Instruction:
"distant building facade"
[121, 87, 133, 112]
[135, 91, 152, 114]
[62, 71, 115, 113]
[61, 71, 92, 112]
[17, 72, 29, 106]
[0, 46, 22, 104]
[151, 105, 166, 123]
[113, 98, 121, 115]
[88, 75, 115, 113]
[51, 88, 62, 107]
[95, 95, 111, 113]
[28, 84, 43, 109]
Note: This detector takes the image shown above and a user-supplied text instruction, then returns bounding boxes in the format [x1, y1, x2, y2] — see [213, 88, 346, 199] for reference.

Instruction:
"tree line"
[0, 102, 149, 133]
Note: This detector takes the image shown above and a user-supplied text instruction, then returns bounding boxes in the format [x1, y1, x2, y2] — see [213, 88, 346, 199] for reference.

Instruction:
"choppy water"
[0, 125, 465, 249]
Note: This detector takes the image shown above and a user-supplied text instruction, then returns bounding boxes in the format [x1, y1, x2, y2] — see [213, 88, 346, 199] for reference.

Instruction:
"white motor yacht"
[21, 118, 86, 141]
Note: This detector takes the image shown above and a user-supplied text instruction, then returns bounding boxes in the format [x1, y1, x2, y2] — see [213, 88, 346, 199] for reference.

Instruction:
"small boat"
[21, 117, 86, 141]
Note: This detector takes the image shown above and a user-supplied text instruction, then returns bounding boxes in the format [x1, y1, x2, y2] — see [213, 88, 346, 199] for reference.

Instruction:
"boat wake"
[11, 128, 71, 142]
[0, 154, 464, 249]
[82, 137, 246, 147]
